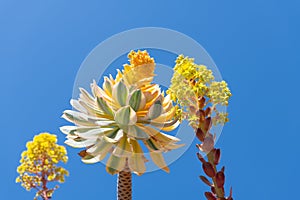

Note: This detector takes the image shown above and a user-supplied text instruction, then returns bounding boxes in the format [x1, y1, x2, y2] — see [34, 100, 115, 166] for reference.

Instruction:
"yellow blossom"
[167, 55, 232, 126]
[16, 133, 69, 199]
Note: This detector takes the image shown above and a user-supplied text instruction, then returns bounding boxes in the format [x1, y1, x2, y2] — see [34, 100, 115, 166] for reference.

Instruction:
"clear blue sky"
[1, 0, 299, 199]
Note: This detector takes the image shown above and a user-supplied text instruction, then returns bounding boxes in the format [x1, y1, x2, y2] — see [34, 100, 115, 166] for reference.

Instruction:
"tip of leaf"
[162, 166, 170, 173]
[106, 166, 118, 175]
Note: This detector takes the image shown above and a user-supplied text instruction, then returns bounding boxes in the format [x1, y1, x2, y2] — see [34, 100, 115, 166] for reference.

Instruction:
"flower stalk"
[196, 97, 233, 200]
[167, 55, 233, 200]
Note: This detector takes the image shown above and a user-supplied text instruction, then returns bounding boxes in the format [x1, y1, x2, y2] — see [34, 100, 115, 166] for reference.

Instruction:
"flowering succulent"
[61, 50, 182, 175]
[16, 133, 69, 200]
[167, 55, 233, 200]
[167, 55, 231, 128]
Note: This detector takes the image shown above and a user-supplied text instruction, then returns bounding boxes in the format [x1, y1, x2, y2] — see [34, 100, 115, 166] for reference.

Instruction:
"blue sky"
[1, 0, 299, 199]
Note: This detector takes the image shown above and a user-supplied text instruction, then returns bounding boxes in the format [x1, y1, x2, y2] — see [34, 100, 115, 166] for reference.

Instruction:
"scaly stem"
[196, 97, 232, 200]
[117, 162, 132, 200]
[207, 150, 224, 198]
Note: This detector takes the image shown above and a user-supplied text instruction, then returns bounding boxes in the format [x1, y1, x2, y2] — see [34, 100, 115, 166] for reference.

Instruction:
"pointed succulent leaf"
[214, 148, 221, 165]
[79, 87, 94, 103]
[147, 100, 163, 120]
[103, 77, 112, 95]
[86, 138, 113, 160]
[196, 152, 206, 163]
[149, 151, 169, 173]
[97, 97, 114, 116]
[164, 143, 185, 150]
[115, 106, 137, 126]
[144, 138, 160, 151]
[199, 175, 212, 186]
[75, 127, 115, 138]
[106, 154, 126, 175]
[62, 110, 92, 126]
[70, 99, 87, 113]
[113, 136, 132, 157]
[216, 171, 225, 188]
[112, 81, 128, 106]
[65, 137, 96, 148]
[202, 162, 216, 178]
[129, 90, 145, 111]
[127, 125, 150, 140]
[128, 139, 146, 175]
[204, 192, 217, 200]
[78, 150, 101, 164]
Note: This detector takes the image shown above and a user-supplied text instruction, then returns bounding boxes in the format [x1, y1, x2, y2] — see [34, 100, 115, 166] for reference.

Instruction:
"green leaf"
[64, 137, 96, 148]
[128, 140, 146, 175]
[87, 138, 113, 160]
[127, 125, 150, 140]
[148, 100, 163, 120]
[112, 81, 128, 106]
[103, 77, 112, 95]
[97, 97, 114, 116]
[129, 90, 142, 111]
[114, 106, 137, 126]
[113, 136, 131, 157]
[106, 154, 126, 175]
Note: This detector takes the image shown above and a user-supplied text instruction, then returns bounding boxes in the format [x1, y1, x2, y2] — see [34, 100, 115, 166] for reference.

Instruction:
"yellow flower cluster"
[212, 112, 229, 125]
[174, 55, 214, 83]
[167, 55, 231, 125]
[124, 50, 155, 69]
[167, 55, 216, 104]
[207, 81, 231, 106]
[16, 133, 68, 198]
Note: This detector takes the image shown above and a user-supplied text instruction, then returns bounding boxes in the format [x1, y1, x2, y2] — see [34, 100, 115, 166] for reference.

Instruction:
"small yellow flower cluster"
[167, 55, 231, 125]
[212, 112, 229, 125]
[168, 55, 216, 105]
[124, 50, 155, 69]
[207, 81, 231, 106]
[16, 133, 68, 198]
[174, 55, 214, 84]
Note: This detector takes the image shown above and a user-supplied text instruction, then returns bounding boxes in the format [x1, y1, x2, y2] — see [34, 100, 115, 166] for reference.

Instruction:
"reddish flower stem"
[196, 97, 232, 200]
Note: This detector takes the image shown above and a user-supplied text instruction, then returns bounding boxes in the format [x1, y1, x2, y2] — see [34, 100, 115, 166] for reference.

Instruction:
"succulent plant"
[61, 50, 184, 200]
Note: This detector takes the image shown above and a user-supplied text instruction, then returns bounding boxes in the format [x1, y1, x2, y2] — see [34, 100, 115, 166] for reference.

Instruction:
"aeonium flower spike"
[167, 54, 233, 200]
